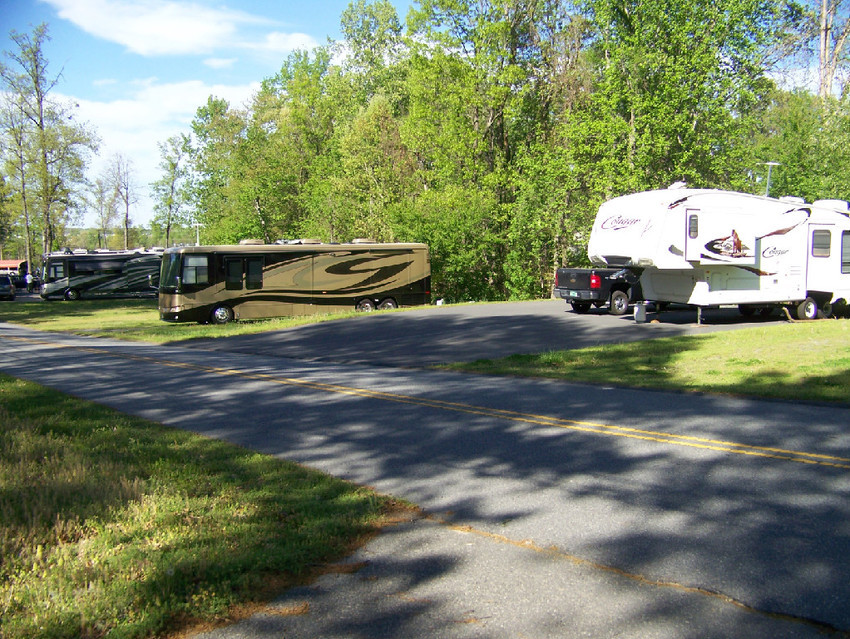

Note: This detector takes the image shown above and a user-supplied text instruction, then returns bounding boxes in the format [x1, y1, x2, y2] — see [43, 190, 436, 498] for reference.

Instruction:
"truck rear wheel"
[608, 290, 629, 315]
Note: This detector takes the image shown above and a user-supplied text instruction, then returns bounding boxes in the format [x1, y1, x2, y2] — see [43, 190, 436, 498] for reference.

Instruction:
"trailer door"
[806, 224, 836, 295]
[684, 208, 702, 262]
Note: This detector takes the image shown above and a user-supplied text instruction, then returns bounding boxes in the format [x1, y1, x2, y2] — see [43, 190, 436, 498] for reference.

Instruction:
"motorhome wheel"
[211, 305, 234, 324]
[356, 298, 376, 312]
[64, 288, 80, 301]
[378, 298, 398, 310]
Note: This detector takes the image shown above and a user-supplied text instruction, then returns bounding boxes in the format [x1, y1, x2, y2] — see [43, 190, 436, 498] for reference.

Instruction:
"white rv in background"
[587, 187, 850, 319]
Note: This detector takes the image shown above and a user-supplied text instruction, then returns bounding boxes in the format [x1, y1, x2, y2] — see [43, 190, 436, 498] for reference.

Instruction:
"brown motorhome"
[158, 240, 431, 324]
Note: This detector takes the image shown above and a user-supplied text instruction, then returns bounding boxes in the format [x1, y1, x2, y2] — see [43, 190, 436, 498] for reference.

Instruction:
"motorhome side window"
[246, 258, 263, 289]
[48, 262, 65, 280]
[842, 231, 850, 274]
[225, 257, 264, 290]
[183, 255, 209, 285]
[812, 230, 831, 257]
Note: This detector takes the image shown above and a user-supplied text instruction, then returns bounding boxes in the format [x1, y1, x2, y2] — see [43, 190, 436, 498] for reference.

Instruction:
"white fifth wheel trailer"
[586, 187, 850, 320]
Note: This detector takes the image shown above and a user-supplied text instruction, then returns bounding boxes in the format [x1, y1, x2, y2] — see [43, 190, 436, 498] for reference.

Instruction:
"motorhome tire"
[356, 298, 376, 312]
[796, 297, 819, 321]
[609, 290, 629, 315]
[64, 288, 80, 301]
[378, 298, 398, 310]
[570, 301, 591, 314]
[211, 305, 234, 324]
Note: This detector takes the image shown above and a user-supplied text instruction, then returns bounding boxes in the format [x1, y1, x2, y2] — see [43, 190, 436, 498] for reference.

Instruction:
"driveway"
[181, 299, 775, 366]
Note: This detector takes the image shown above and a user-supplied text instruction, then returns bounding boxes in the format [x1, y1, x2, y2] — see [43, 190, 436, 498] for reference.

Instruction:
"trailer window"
[688, 214, 699, 239]
[843, 231, 850, 274]
[812, 230, 831, 257]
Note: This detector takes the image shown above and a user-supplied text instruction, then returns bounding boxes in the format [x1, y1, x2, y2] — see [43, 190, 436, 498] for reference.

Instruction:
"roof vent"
[239, 239, 265, 245]
[350, 238, 376, 244]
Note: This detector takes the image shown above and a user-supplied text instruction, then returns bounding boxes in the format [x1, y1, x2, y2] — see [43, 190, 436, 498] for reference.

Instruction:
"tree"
[106, 153, 136, 249]
[0, 91, 35, 269]
[575, 0, 783, 192]
[816, 0, 850, 98]
[89, 176, 116, 249]
[339, 0, 406, 106]
[0, 24, 98, 255]
[188, 96, 246, 243]
[151, 134, 191, 247]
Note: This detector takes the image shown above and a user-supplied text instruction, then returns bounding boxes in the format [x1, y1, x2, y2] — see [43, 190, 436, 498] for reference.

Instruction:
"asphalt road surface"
[179, 299, 782, 366]
[1, 302, 848, 639]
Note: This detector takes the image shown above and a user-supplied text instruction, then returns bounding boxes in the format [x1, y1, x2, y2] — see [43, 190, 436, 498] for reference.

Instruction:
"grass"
[0, 298, 364, 342]
[444, 319, 850, 405]
[0, 373, 413, 639]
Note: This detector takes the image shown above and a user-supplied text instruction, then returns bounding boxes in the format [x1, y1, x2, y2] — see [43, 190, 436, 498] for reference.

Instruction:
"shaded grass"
[1, 299, 363, 343]
[443, 320, 850, 405]
[0, 373, 413, 639]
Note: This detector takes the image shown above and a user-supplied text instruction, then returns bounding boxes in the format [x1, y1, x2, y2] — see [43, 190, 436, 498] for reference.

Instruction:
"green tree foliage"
[752, 89, 850, 201]
[173, 0, 842, 302]
[151, 134, 191, 247]
[0, 24, 98, 259]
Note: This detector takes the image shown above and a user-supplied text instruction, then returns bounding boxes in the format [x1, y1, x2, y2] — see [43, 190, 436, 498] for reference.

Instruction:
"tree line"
[3, 0, 850, 301]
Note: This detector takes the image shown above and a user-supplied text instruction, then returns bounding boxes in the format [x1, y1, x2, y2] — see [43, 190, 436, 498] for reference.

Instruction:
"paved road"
[179, 299, 781, 366]
[1, 305, 848, 638]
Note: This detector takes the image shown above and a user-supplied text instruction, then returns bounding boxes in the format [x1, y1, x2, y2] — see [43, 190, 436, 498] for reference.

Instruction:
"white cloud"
[250, 31, 319, 54]
[204, 58, 237, 70]
[61, 78, 259, 225]
[44, 0, 269, 56]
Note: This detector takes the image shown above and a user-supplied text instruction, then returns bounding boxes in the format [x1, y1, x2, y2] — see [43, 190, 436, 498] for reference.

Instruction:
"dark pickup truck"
[554, 267, 641, 315]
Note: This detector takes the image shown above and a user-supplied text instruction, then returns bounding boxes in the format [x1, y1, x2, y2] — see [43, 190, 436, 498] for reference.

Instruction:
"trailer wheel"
[210, 305, 234, 325]
[378, 298, 398, 310]
[356, 298, 376, 312]
[64, 288, 80, 301]
[570, 301, 591, 314]
[608, 290, 629, 316]
[796, 297, 819, 320]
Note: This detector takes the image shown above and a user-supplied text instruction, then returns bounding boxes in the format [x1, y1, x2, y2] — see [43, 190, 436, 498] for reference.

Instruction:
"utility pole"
[763, 162, 780, 197]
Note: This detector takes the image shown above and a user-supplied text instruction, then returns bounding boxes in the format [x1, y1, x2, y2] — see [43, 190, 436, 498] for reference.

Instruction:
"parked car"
[0, 274, 15, 301]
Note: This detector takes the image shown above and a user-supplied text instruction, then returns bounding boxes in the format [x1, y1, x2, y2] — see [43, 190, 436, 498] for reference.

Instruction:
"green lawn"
[0, 298, 363, 342]
[0, 373, 412, 639]
[443, 319, 850, 405]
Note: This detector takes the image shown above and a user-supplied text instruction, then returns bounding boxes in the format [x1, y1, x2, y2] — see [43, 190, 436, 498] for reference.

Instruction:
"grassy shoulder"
[443, 319, 850, 405]
[0, 373, 414, 639]
[1, 298, 362, 342]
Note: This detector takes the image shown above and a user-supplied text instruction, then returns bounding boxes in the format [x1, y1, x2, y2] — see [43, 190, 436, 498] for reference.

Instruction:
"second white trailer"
[586, 187, 850, 319]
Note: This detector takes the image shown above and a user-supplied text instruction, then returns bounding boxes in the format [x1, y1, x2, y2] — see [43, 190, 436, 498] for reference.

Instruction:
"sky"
[1, 0, 411, 227]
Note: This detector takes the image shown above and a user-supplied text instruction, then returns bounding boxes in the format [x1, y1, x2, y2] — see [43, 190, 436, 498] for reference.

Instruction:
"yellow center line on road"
[5, 333, 850, 470]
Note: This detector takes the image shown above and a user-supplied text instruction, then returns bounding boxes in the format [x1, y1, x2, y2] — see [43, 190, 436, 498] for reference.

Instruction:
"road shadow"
[178, 300, 778, 367]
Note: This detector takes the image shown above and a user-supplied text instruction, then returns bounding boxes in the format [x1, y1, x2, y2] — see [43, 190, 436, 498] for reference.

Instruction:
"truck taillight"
[590, 273, 601, 289]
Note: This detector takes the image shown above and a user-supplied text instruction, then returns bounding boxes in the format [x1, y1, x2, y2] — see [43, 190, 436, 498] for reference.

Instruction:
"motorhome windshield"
[160, 252, 181, 290]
